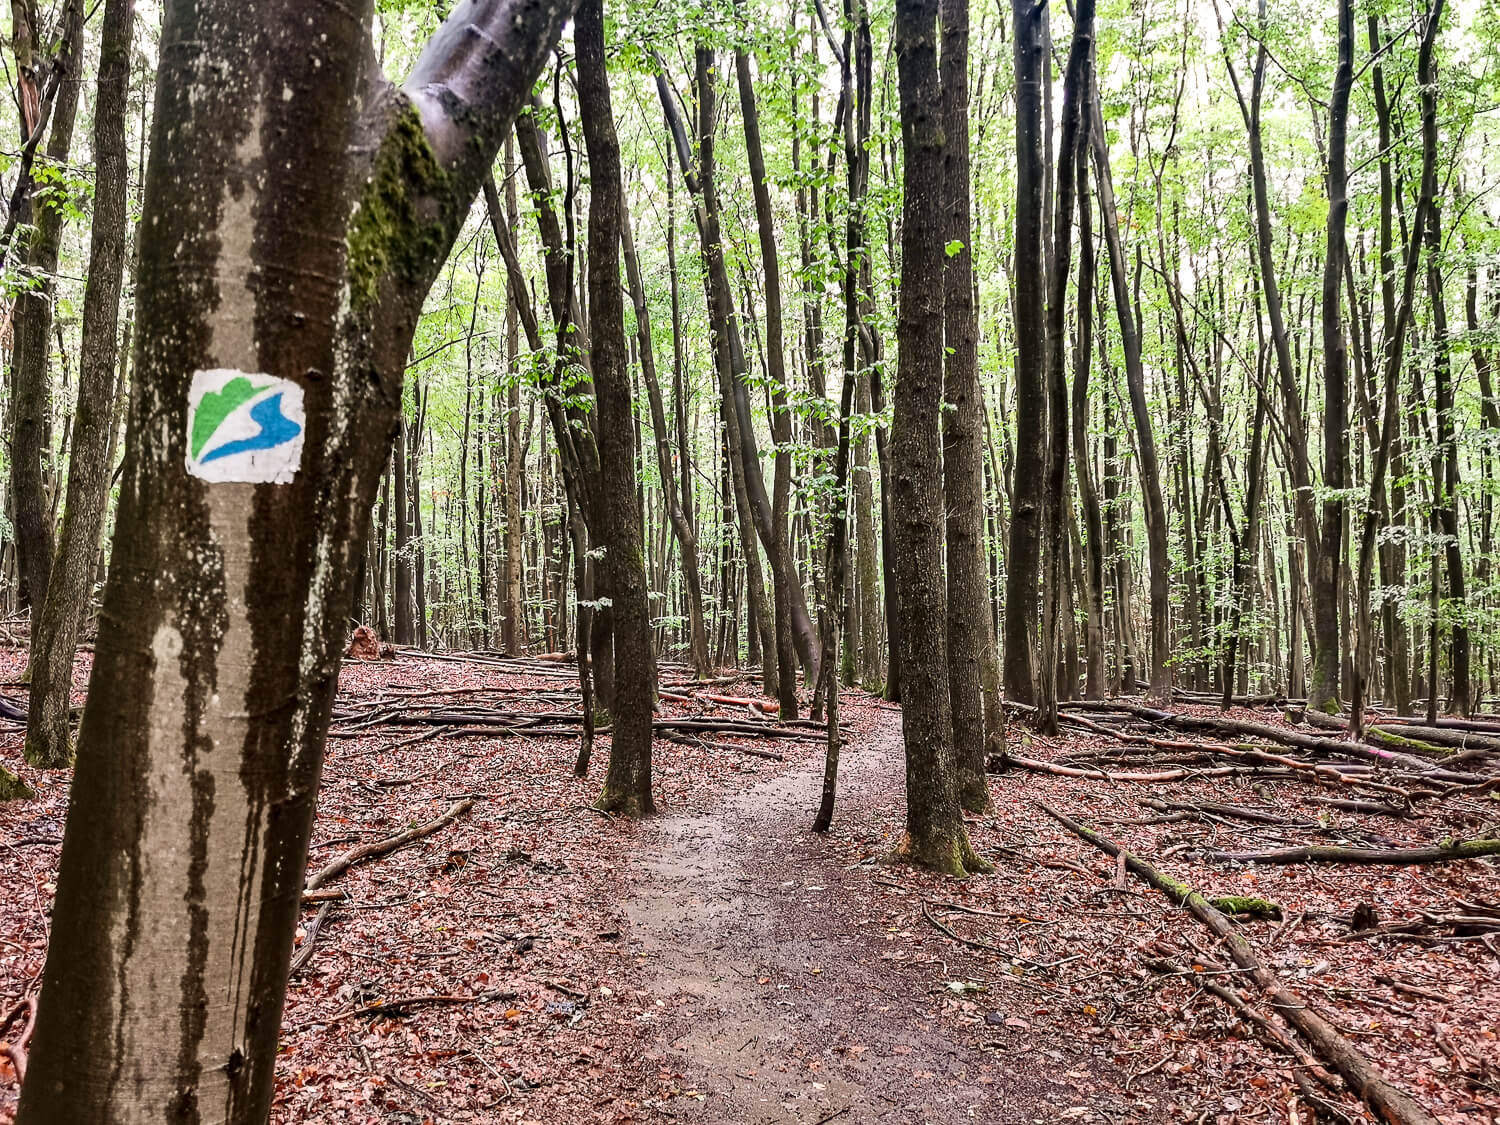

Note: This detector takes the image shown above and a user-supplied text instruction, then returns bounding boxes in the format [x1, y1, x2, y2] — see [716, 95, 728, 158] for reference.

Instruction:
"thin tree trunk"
[1037, 0, 1093, 734]
[1088, 81, 1171, 699]
[578, 0, 655, 814]
[621, 195, 710, 678]
[1072, 90, 1106, 702]
[1003, 0, 1046, 706]
[24, 0, 135, 767]
[1308, 0, 1353, 713]
[393, 419, 414, 644]
[735, 36, 802, 717]
[9, 0, 83, 620]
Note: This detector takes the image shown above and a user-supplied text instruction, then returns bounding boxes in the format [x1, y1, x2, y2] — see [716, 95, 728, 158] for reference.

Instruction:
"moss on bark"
[0, 764, 34, 801]
[892, 831, 993, 877]
[1208, 895, 1283, 921]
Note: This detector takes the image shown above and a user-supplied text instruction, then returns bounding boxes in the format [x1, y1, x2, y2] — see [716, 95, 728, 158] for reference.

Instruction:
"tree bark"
[1088, 82, 1171, 698]
[23, 0, 136, 768]
[18, 2, 574, 1119]
[9, 0, 83, 619]
[1003, 0, 1046, 705]
[393, 420, 414, 644]
[1216, 0, 1321, 693]
[1419, 15, 1467, 715]
[1308, 0, 1354, 713]
[892, 0, 985, 877]
[576, 0, 656, 815]
[940, 0, 993, 811]
[1037, 0, 1094, 734]
[622, 197, 710, 678]
[1071, 104, 1106, 702]
[736, 38, 802, 718]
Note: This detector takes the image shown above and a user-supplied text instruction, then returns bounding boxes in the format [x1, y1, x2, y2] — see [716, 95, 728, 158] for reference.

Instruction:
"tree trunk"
[940, 0, 993, 811]
[892, 0, 984, 877]
[23, 0, 135, 768]
[736, 39, 803, 717]
[1088, 83, 1171, 698]
[1003, 0, 1046, 705]
[1308, 0, 1353, 714]
[393, 420, 414, 644]
[1037, 0, 1093, 734]
[577, 0, 655, 815]
[1419, 29, 1467, 715]
[1217, 0, 1321, 694]
[622, 198, 710, 678]
[658, 55, 820, 685]
[1352, 9, 1437, 730]
[17, 2, 573, 1119]
[1072, 77, 1106, 702]
[9, 0, 83, 620]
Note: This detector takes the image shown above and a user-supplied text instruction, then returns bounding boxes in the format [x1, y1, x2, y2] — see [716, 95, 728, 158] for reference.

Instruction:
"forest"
[0, 0, 1498, 1121]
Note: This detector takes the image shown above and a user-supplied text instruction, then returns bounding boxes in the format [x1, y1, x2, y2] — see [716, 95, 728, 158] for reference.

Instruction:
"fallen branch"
[304, 798, 475, 895]
[1303, 796, 1413, 818]
[326, 989, 519, 1025]
[1143, 798, 1318, 829]
[1062, 700, 1478, 781]
[1207, 838, 1500, 866]
[658, 731, 785, 761]
[1307, 708, 1500, 756]
[289, 901, 335, 977]
[1038, 801, 1441, 1125]
[1142, 954, 1336, 1086]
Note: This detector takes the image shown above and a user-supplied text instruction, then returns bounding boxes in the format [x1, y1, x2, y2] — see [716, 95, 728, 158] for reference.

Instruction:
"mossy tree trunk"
[17, 1, 575, 1121]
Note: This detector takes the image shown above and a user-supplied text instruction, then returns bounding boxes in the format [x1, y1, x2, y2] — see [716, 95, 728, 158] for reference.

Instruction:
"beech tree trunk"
[622, 197, 710, 678]
[1419, 16, 1467, 715]
[940, 0, 993, 812]
[23, 0, 135, 768]
[577, 0, 656, 814]
[1088, 84, 1171, 699]
[1308, 0, 1353, 713]
[393, 421, 414, 644]
[892, 0, 984, 877]
[1003, 0, 1046, 705]
[8, 0, 83, 619]
[1037, 0, 1093, 734]
[1219, 0, 1322, 697]
[1072, 105, 1106, 701]
[736, 40, 802, 717]
[658, 55, 820, 687]
[17, 2, 574, 1120]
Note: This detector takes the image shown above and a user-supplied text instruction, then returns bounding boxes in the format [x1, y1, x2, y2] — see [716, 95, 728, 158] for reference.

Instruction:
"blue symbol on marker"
[200, 392, 302, 463]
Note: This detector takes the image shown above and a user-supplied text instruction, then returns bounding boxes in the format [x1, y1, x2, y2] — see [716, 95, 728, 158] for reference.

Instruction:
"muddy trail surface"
[627, 710, 1127, 1125]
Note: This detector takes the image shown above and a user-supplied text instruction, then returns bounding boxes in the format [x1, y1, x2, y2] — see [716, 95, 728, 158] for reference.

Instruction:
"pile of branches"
[997, 698, 1499, 808]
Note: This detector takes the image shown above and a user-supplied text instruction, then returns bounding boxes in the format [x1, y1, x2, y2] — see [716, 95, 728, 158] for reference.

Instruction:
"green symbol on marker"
[191, 375, 268, 460]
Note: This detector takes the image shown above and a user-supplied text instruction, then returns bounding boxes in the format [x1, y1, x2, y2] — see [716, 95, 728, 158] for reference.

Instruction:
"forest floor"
[0, 647, 1497, 1124]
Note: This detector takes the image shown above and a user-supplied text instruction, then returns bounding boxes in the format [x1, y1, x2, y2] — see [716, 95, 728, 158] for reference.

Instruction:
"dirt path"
[627, 710, 1118, 1124]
